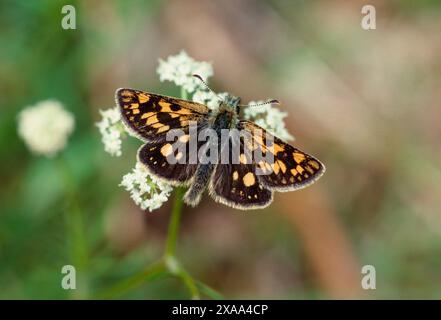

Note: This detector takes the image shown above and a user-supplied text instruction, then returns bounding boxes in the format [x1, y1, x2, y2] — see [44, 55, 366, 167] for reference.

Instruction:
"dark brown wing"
[209, 132, 273, 210]
[116, 88, 210, 185]
[115, 88, 209, 142]
[137, 127, 208, 186]
[238, 120, 325, 192]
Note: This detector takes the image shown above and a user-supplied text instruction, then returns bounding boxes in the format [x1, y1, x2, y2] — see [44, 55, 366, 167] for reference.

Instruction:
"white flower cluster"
[96, 107, 126, 157]
[243, 102, 294, 141]
[17, 100, 75, 157]
[120, 162, 173, 212]
[192, 90, 230, 111]
[157, 50, 213, 93]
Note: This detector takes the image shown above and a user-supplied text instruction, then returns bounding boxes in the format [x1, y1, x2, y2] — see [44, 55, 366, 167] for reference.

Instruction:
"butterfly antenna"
[238, 99, 280, 108]
[192, 74, 225, 102]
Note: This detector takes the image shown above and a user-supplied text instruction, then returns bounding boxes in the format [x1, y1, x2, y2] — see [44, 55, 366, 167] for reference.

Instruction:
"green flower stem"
[163, 87, 200, 299]
[56, 155, 89, 299]
[97, 259, 168, 299]
[165, 255, 199, 299]
[98, 256, 207, 299]
[196, 281, 224, 300]
[165, 187, 185, 257]
[177, 266, 200, 299]
[164, 86, 188, 258]
[181, 87, 189, 101]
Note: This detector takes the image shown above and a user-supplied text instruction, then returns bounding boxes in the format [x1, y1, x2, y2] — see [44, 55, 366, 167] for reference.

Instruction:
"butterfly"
[115, 86, 325, 210]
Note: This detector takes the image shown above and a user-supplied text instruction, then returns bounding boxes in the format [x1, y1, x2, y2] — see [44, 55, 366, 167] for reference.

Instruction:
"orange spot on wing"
[277, 160, 287, 173]
[305, 165, 314, 174]
[179, 135, 190, 143]
[243, 172, 256, 186]
[121, 90, 134, 97]
[141, 112, 155, 119]
[293, 152, 306, 164]
[239, 154, 248, 164]
[138, 93, 150, 103]
[157, 125, 170, 133]
[309, 160, 320, 169]
[146, 115, 158, 125]
[271, 162, 280, 174]
[268, 144, 284, 154]
[160, 143, 173, 157]
[177, 108, 191, 115]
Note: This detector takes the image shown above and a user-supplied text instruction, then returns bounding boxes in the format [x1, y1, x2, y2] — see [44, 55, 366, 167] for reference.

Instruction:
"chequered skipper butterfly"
[116, 85, 325, 210]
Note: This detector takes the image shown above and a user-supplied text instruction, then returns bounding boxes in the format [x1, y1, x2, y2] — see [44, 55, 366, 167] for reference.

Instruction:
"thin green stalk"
[196, 281, 224, 300]
[181, 87, 189, 101]
[177, 267, 200, 299]
[97, 260, 168, 299]
[165, 255, 200, 299]
[165, 87, 188, 258]
[165, 188, 185, 257]
[163, 87, 200, 299]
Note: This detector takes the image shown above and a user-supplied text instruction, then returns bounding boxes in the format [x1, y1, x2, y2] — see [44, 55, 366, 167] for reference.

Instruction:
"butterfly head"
[222, 94, 241, 114]
[192, 74, 280, 114]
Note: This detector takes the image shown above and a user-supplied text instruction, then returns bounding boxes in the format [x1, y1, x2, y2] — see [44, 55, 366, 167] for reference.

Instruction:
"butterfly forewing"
[116, 88, 209, 141]
[238, 121, 325, 192]
[116, 88, 211, 186]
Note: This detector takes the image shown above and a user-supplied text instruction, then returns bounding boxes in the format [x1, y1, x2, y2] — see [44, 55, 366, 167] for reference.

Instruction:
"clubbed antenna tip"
[268, 99, 280, 105]
[240, 99, 281, 108]
[192, 74, 225, 103]
[192, 74, 204, 82]
[192, 74, 212, 90]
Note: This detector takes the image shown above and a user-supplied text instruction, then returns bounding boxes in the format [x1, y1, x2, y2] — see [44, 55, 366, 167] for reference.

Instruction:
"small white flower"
[120, 162, 173, 212]
[17, 100, 75, 157]
[100, 107, 121, 124]
[157, 50, 213, 93]
[244, 102, 294, 141]
[96, 106, 126, 157]
[192, 90, 229, 111]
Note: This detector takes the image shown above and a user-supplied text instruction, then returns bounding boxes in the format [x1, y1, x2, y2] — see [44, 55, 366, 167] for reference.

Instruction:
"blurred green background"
[1, 0, 441, 299]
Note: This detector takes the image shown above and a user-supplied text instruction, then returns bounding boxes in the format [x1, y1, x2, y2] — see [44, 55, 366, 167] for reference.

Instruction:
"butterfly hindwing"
[209, 133, 273, 209]
[238, 121, 325, 192]
[138, 142, 196, 186]
[210, 163, 273, 210]
[116, 88, 209, 141]
[137, 122, 211, 186]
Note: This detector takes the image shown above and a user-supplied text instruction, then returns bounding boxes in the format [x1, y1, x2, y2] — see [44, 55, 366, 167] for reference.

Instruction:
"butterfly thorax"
[212, 94, 240, 129]
[221, 94, 241, 114]
[184, 94, 241, 205]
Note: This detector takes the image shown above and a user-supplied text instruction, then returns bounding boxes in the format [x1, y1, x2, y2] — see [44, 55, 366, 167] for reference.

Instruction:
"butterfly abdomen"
[183, 110, 233, 207]
[184, 163, 215, 206]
